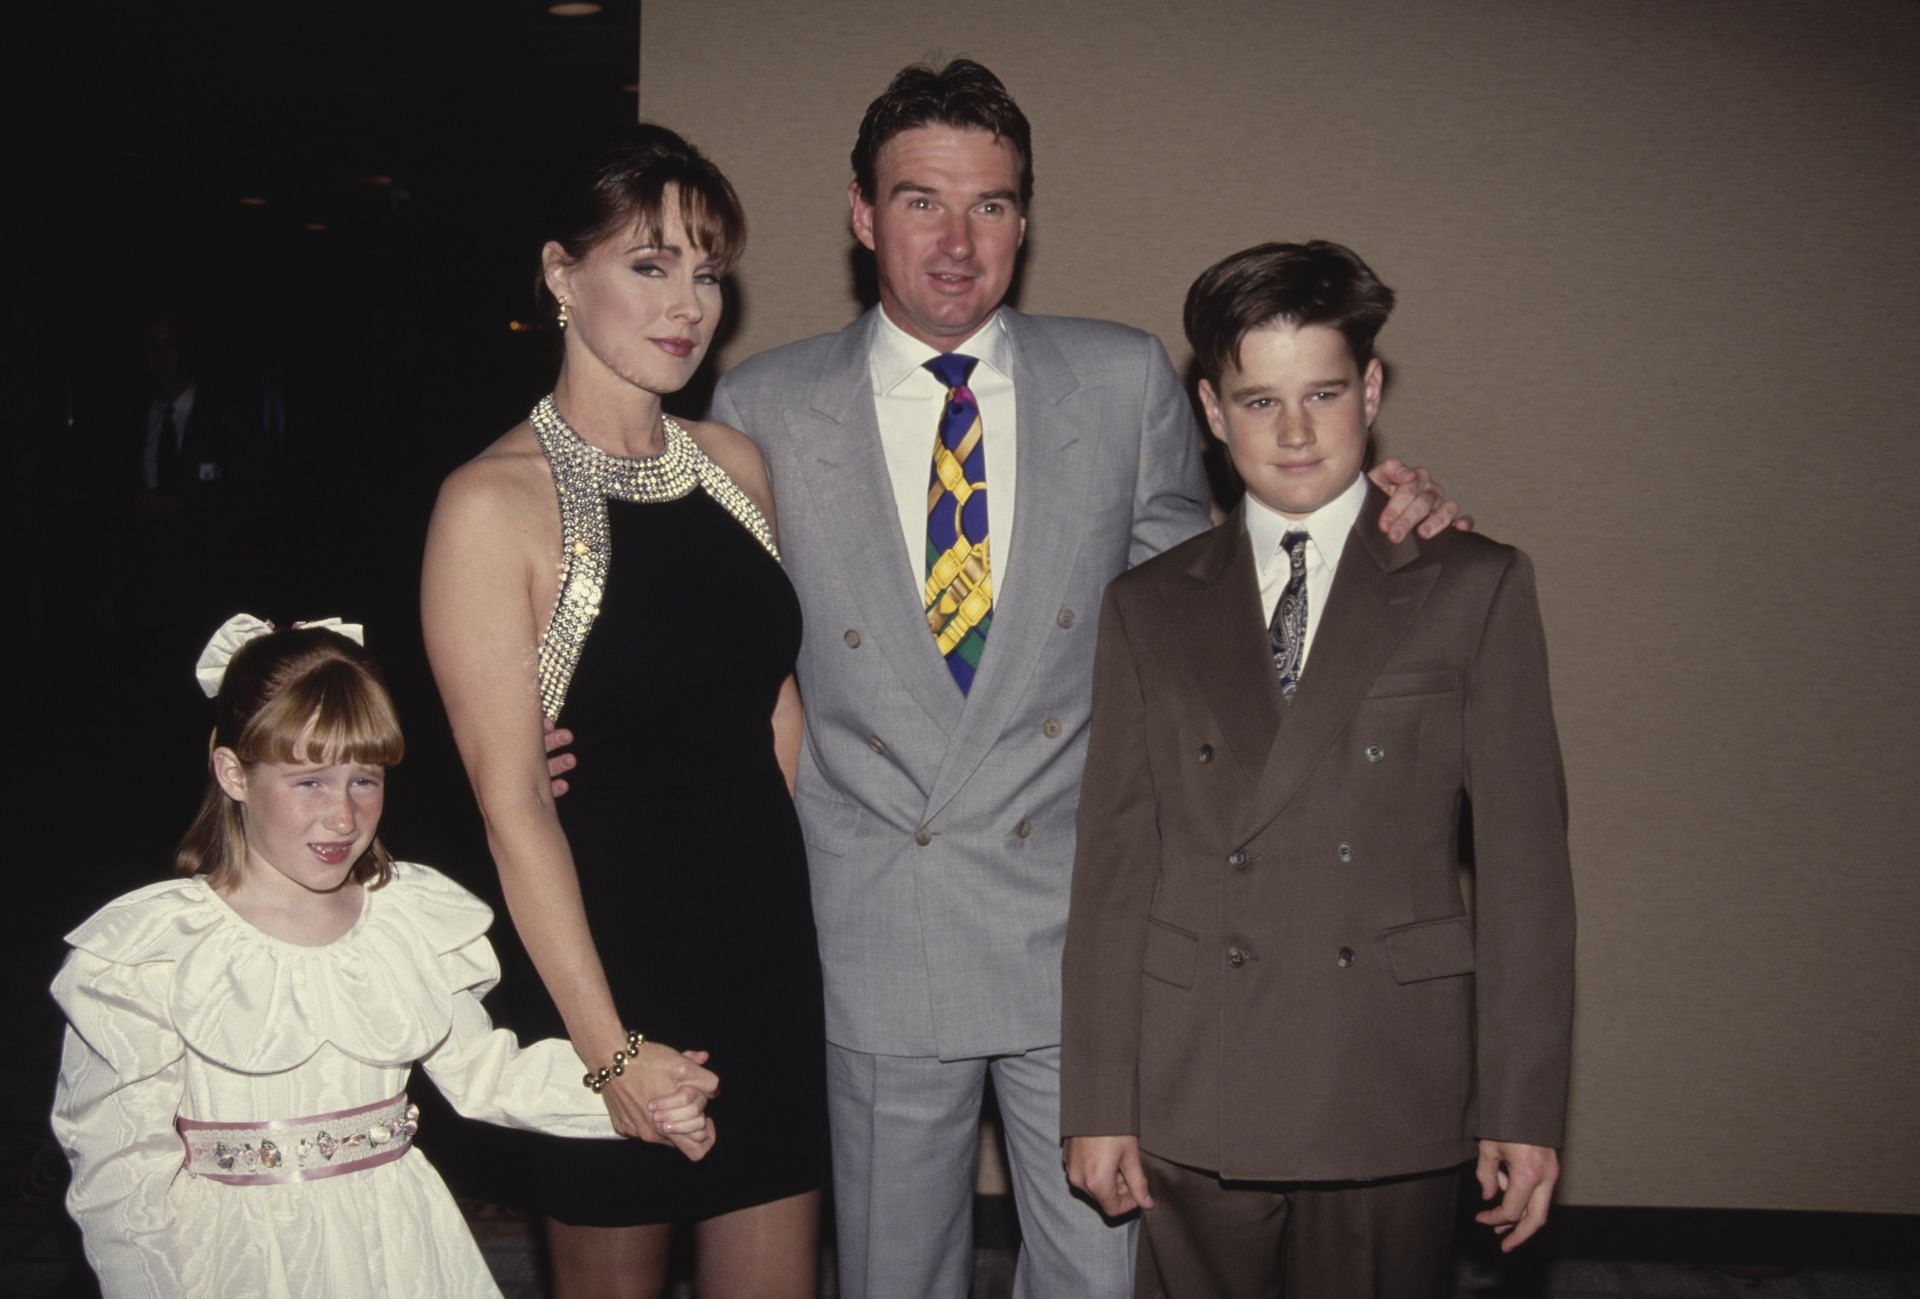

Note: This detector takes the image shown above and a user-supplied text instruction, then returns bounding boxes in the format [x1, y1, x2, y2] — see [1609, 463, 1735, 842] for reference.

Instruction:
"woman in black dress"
[422, 127, 825, 1299]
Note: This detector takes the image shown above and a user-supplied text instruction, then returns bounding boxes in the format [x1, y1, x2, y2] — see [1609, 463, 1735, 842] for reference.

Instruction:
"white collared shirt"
[142, 383, 197, 488]
[1245, 473, 1368, 672]
[868, 309, 1019, 598]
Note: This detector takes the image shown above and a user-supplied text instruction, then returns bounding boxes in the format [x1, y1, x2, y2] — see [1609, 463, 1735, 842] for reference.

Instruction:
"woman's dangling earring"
[557, 299, 571, 330]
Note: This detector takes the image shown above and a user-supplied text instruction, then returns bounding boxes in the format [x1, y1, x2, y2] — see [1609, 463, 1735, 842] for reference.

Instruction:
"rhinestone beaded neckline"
[531, 395, 780, 719]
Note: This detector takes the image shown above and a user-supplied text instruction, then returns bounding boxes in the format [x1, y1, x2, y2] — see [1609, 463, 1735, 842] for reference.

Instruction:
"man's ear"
[1197, 378, 1229, 443]
[540, 241, 576, 308]
[211, 747, 249, 805]
[848, 180, 877, 252]
[1363, 357, 1384, 429]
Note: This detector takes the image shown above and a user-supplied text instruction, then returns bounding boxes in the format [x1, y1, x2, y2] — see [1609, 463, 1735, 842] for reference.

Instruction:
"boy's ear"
[1363, 357, 1384, 428]
[211, 747, 249, 804]
[1197, 378, 1228, 443]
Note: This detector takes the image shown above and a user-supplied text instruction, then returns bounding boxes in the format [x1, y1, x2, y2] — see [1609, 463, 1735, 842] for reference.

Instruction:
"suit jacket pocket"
[1383, 915, 1475, 984]
[1142, 917, 1199, 989]
[1367, 669, 1461, 699]
[795, 788, 859, 857]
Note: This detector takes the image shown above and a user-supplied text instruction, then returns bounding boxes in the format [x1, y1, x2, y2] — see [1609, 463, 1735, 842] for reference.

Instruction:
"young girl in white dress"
[51, 615, 718, 1297]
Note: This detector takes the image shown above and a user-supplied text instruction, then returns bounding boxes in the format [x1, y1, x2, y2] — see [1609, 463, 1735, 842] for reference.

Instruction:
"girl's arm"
[50, 954, 186, 1298]
[421, 460, 713, 1155]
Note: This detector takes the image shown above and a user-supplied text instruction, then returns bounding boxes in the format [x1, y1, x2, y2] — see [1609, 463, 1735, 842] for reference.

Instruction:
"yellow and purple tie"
[923, 353, 991, 692]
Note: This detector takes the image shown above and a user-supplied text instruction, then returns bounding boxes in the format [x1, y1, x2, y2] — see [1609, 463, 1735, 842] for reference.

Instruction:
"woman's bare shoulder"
[437, 421, 553, 512]
[680, 416, 773, 515]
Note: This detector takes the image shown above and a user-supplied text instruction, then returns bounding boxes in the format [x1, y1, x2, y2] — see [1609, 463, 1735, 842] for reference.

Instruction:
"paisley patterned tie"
[922, 353, 991, 693]
[1269, 530, 1310, 700]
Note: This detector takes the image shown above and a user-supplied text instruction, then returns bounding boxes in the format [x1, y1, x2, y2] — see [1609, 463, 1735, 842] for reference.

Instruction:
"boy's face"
[1198, 322, 1382, 519]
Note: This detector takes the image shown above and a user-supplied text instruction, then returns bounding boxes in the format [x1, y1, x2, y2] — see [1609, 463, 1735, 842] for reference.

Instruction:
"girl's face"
[213, 754, 385, 895]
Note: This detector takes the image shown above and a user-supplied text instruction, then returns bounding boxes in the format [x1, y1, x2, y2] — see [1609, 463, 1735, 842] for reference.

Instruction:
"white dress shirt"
[1245, 472, 1368, 673]
[868, 310, 1019, 599]
[141, 383, 196, 488]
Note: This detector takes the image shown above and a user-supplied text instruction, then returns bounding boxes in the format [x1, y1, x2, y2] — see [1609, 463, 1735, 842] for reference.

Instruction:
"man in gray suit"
[709, 61, 1460, 1299]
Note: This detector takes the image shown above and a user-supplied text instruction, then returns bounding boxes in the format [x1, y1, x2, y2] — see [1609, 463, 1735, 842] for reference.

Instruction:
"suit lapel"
[923, 310, 1092, 821]
[1161, 506, 1283, 789]
[1236, 485, 1440, 845]
[799, 313, 965, 734]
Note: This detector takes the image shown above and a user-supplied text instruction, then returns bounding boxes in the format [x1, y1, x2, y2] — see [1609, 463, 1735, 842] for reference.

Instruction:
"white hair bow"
[195, 613, 366, 698]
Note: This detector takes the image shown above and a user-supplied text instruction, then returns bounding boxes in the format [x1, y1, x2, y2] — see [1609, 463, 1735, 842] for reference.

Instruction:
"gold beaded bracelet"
[583, 1030, 647, 1093]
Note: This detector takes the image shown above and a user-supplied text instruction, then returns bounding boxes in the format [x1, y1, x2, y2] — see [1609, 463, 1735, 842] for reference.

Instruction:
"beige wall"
[641, 0, 1920, 1213]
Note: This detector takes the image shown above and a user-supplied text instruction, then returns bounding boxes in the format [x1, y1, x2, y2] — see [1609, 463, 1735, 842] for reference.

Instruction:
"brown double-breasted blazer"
[1059, 486, 1574, 1182]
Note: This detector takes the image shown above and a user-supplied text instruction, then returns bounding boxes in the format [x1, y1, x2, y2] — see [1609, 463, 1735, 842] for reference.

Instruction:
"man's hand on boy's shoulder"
[1368, 458, 1475, 543]
[1064, 1134, 1156, 1219]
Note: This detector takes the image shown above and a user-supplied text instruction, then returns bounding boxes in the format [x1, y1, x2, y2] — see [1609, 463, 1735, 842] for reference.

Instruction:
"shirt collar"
[1245, 471, 1369, 568]
[870, 308, 1010, 396]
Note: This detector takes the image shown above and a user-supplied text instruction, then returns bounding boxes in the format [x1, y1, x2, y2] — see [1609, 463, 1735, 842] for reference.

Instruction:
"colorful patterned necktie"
[1269, 530, 1310, 700]
[923, 352, 991, 693]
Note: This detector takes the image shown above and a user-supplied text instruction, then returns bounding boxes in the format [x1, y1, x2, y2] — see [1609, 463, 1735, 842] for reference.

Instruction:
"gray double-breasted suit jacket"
[1060, 490, 1576, 1182]
[712, 306, 1212, 1060]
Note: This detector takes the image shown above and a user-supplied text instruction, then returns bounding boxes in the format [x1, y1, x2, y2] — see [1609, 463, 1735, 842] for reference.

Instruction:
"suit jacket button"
[1198, 743, 1215, 764]
[1336, 841, 1354, 862]
[1042, 719, 1062, 739]
[1057, 608, 1076, 629]
[1015, 818, 1033, 839]
[914, 829, 932, 847]
[1365, 744, 1385, 762]
[1228, 848, 1249, 867]
[1336, 946, 1356, 967]
[1226, 947, 1246, 969]
[844, 629, 862, 648]
[867, 736, 887, 754]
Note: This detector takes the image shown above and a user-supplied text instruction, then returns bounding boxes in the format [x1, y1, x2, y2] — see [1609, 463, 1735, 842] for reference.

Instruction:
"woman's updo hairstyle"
[537, 123, 747, 323]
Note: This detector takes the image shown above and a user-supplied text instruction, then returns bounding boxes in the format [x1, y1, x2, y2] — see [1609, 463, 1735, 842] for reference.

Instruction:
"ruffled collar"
[64, 863, 495, 1073]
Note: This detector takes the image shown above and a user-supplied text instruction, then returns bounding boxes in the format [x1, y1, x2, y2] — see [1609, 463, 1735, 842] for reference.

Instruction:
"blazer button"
[1336, 947, 1356, 968]
[1042, 719, 1062, 739]
[1015, 818, 1033, 839]
[867, 736, 887, 755]
[1228, 848, 1249, 867]
[1365, 744, 1385, 763]
[913, 828, 933, 846]
[1336, 841, 1354, 863]
[844, 629, 862, 648]
[1198, 743, 1215, 764]
[1057, 608, 1077, 629]
[1226, 946, 1247, 969]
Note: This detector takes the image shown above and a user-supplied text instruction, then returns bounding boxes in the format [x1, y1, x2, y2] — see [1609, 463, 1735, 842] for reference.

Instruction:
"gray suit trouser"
[827, 1042, 1135, 1299]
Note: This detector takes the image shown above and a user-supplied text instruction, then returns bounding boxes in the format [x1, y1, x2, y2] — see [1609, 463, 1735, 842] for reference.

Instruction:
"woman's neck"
[551, 367, 669, 458]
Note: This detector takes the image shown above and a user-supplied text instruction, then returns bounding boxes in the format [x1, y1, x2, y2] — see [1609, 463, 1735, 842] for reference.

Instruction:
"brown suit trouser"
[1136, 1152, 1461, 1299]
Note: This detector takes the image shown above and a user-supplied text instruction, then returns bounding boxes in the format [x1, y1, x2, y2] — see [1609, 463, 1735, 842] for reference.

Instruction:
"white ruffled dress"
[51, 861, 616, 1298]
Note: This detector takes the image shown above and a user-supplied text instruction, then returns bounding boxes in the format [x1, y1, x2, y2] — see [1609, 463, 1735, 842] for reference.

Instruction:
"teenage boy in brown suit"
[1060, 240, 1574, 1298]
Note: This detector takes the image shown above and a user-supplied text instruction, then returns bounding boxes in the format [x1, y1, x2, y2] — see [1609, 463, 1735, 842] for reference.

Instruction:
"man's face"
[850, 125, 1027, 350]
[1198, 322, 1382, 518]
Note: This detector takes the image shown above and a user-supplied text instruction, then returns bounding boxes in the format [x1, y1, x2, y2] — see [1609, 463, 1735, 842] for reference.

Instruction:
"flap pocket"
[795, 788, 858, 857]
[1383, 916, 1475, 983]
[1367, 670, 1461, 700]
[1142, 918, 1199, 989]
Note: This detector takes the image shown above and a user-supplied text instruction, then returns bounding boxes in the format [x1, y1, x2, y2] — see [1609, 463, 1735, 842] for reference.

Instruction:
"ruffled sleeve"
[50, 883, 198, 1298]
[389, 864, 618, 1139]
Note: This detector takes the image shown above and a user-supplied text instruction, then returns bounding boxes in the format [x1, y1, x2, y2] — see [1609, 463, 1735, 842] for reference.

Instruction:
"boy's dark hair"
[1184, 240, 1397, 383]
[851, 59, 1034, 206]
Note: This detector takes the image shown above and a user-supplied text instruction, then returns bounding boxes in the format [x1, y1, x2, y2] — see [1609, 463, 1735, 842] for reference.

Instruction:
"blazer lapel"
[800, 313, 965, 734]
[1161, 505, 1283, 789]
[1236, 485, 1440, 846]
[923, 310, 1092, 821]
